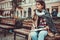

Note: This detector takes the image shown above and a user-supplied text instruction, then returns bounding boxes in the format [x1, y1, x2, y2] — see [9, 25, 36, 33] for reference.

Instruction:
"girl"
[30, 0, 58, 40]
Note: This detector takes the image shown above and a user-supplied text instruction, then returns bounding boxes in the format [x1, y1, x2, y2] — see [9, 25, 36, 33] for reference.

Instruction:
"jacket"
[32, 10, 58, 34]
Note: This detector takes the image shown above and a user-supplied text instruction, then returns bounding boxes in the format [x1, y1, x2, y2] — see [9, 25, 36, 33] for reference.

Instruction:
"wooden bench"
[0, 18, 16, 28]
[14, 19, 33, 40]
[13, 19, 60, 40]
[54, 22, 60, 33]
[45, 22, 60, 40]
[0, 18, 16, 36]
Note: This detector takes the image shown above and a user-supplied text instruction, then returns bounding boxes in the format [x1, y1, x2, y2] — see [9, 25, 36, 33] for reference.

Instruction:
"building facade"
[0, 0, 60, 19]
[45, 0, 60, 15]
[0, 0, 13, 18]
[15, 0, 36, 18]
[0, 0, 12, 10]
[16, 0, 60, 18]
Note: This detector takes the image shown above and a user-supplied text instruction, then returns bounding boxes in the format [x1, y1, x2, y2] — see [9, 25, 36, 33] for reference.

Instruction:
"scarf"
[36, 10, 45, 16]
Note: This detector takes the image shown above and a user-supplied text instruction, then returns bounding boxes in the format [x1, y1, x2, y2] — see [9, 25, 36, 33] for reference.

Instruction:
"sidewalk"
[0, 32, 26, 40]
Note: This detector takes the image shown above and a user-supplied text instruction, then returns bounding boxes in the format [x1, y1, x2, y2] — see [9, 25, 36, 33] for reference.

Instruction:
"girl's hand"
[43, 26, 49, 30]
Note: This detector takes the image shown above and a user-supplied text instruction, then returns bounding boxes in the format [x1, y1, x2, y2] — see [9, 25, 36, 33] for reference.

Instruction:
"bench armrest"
[31, 23, 36, 30]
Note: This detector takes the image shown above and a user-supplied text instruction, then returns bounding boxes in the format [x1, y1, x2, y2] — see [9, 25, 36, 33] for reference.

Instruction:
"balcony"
[50, 0, 60, 2]
[45, 0, 60, 3]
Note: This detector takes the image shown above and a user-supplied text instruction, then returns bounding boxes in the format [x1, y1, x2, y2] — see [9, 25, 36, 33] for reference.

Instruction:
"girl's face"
[36, 2, 43, 11]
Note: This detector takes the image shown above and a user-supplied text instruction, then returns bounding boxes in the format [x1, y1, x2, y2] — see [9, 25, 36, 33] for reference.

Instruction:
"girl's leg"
[30, 31, 38, 40]
[38, 31, 48, 40]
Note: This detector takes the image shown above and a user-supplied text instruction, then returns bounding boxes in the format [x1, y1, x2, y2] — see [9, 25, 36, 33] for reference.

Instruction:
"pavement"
[0, 31, 26, 40]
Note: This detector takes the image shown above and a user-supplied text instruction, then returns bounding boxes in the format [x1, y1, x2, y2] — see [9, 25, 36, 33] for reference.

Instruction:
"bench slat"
[0, 24, 14, 28]
[14, 29, 30, 35]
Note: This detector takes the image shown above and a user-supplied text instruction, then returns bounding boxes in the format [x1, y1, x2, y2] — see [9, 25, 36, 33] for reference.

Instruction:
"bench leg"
[25, 35, 28, 40]
[3, 29, 6, 37]
[14, 32, 16, 40]
[25, 34, 32, 40]
[28, 34, 31, 40]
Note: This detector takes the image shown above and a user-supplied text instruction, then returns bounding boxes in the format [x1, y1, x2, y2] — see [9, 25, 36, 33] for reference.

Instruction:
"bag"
[48, 29, 55, 37]
[45, 26, 55, 37]
[15, 20, 23, 28]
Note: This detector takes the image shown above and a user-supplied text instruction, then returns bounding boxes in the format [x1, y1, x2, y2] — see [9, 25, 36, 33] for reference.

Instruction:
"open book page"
[31, 28, 44, 32]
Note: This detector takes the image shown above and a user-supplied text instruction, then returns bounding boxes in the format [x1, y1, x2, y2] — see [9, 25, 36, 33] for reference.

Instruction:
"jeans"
[30, 30, 48, 40]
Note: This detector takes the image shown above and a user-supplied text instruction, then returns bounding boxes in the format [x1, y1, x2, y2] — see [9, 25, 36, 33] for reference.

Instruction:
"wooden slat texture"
[14, 29, 30, 35]
[0, 24, 14, 28]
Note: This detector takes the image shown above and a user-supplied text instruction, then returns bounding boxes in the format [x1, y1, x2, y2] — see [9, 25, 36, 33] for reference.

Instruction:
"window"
[21, 11, 22, 18]
[8, 2, 10, 8]
[24, 10, 26, 17]
[17, 11, 19, 17]
[0, 10, 4, 15]
[22, 0, 26, 4]
[10, 2, 12, 8]
[4, 3, 5, 8]
[6, 2, 8, 8]
[29, 0, 31, 3]
[26, 0, 30, 3]
[24, 0, 26, 4]
[28, 8, 31, 17]
[46, 8, 49, 12]
[5, 3, 7, 9]
[2, 4, 4, 9]
[52, 6, 58, 13]
[33, 0, 36, 2]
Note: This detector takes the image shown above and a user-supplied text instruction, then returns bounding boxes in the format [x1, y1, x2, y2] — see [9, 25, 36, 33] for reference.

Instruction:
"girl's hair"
[36, 0, 46, 9]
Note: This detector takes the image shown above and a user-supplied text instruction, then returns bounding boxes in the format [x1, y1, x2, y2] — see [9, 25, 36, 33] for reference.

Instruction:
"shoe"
[55, 33, 60, 36]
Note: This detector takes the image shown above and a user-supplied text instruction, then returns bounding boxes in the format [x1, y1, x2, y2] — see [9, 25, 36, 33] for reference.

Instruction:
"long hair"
[36, 0, 46, 9]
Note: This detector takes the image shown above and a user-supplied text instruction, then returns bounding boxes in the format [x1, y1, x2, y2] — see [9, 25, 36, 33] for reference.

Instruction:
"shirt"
[37, 17, 47, 28]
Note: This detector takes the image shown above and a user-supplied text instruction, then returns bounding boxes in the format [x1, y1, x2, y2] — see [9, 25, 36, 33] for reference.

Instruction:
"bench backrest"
[22, 19, 33, 30]
[0, 18, 16, 26]
[22, 19, 60, 33]
[55, 23, 60, 33]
